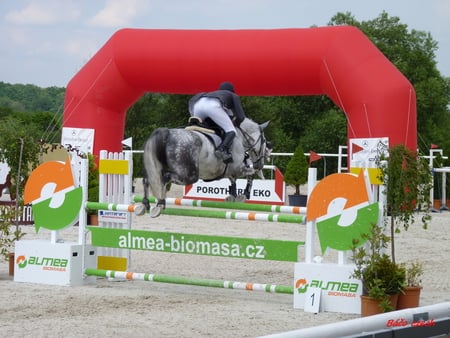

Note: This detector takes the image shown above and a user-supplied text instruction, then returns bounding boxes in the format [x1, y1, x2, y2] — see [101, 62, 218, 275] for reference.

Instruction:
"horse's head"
[239, 119, 271, 171]
[257, 121, 272, 171]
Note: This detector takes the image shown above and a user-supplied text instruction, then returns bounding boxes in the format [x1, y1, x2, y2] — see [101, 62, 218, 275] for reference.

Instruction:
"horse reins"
[239, 126, 266, 170]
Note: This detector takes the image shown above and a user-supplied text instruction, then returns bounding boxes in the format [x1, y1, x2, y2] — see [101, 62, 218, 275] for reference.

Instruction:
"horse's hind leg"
[134, 173, 151, 216]
[156, 198, 166, 209]
[144, 170, 173, 218]
[135, 167, 165, 218]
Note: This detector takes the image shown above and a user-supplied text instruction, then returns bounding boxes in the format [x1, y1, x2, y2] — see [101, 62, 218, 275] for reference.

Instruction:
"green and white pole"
[85, 268, 294, 294]
[134, 195, 307, 215]
[85, 201, 143, 215]
[160, 207, 306, 224]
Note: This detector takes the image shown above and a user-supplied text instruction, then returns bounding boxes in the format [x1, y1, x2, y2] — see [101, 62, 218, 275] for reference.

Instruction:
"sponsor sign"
[24, 158, 82, 232]
[298, 168, 378, 314]
[349, 137, 389, 184]
[184, 167, 285, 204]
[89, 227, 303, 262]
[306, 170, 378, 254]
[14, 240, 97, 286]
[99, 210, 129, 224]
[294, 263, 362, 314]
[61, 127, 95, 153]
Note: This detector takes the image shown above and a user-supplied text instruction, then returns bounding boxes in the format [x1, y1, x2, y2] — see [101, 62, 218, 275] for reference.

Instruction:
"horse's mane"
[238, 117, 259, 133]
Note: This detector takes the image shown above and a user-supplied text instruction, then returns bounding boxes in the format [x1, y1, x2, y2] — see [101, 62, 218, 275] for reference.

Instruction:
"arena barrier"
[85, 268, 294, 294]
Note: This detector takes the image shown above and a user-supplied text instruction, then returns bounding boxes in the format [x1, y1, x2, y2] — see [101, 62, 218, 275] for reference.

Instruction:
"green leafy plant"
[401, 261, 424, 287]
[0, 205, 25, 260]
[284, 144, 308, 195]
[378, 144, 432, 263]
[351, 223, 406, 312]
[0, 120, 39, 254]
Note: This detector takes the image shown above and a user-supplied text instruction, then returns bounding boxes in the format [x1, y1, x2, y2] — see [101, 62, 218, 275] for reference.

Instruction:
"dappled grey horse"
[138, 118, 270, 217]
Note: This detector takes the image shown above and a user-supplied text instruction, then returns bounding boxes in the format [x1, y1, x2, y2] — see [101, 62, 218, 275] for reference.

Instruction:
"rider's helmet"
[219, 82, 235, 93]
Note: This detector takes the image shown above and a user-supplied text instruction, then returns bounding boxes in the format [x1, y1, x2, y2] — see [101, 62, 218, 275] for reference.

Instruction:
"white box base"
[14, 240, 97, 286]
[293, 263, 362, 314]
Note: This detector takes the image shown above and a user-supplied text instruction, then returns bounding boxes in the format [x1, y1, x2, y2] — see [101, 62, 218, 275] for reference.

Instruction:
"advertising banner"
[293, 263, 362, 314]
[184, 167, 285, 205]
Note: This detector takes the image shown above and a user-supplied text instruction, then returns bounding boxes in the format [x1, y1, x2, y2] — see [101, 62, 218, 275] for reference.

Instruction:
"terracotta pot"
[8, 252, 15, 276]
[88, 214, 99, 225]
[397, 286, 422, 309]
[361, 294, 399, 317]
[433, 199, 450, 210]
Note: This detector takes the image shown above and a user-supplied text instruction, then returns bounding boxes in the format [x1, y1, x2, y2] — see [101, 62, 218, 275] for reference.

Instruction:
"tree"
[284, 144, 309, 196]
[0, 117, 40, 199]
[378, 144, 432, 263]
[0, 82, 65, 113]
[329, 11, 450, 156]
[300, 109, 347, 177]
[0, 117, 40, 247]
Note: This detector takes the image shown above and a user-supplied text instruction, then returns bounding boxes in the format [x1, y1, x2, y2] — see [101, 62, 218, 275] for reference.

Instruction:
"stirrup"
[215, 149, 233, 163]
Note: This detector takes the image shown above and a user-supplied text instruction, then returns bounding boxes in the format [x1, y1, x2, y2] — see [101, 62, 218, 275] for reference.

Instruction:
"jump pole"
[134, 195, 307, 215]
[84, 268, 294, 294]
[84, 201, 305, 223]
[160, 207, 306, 224]
[85, 201, 140, 213]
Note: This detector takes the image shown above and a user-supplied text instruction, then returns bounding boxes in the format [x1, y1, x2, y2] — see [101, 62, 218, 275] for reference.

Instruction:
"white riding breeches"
[191, 97, 236, 133]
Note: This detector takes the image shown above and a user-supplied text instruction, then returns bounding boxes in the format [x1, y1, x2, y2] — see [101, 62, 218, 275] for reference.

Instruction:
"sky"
[1, 0, 449, 88]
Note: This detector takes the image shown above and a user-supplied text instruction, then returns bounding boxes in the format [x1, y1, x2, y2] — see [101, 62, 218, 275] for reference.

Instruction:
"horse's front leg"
[233, 175, 252, 202]
[243, 175, 253, 200]
[225, 178, 237, 202]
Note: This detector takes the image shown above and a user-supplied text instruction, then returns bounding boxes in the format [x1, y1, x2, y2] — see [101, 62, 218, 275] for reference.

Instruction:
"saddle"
[185, 116, 216, 134]
[184, 116, 253, 174]
[185, 117, 222, 147]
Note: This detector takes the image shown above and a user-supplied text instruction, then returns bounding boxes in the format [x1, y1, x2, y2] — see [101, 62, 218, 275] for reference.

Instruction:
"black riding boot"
[215, 131, 235, 163]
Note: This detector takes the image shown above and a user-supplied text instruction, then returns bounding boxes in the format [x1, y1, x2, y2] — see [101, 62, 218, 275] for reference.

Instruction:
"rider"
[189, 82, 246, 163]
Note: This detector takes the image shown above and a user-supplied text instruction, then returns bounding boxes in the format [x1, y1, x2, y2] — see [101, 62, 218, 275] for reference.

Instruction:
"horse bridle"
[239, 126, 268, 170]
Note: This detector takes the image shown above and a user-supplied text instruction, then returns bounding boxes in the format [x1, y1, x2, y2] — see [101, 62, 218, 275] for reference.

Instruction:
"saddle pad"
[185, 126, 221, 147]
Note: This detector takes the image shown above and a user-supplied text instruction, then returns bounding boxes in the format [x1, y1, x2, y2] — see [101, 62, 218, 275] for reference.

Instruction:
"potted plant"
[86, 153, 99, 225]
[351, 223, 406, 316]
[377, 144, 432, 263]
[397, 260, 423, 309]
[284, 144, 309, 206]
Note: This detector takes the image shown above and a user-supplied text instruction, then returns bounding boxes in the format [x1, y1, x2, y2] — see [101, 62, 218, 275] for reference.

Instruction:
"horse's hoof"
[235, 195, 246, 203]
[149, 206, 162, 218]
[133, 203, 146, 216]
[225, 196, 236, 202]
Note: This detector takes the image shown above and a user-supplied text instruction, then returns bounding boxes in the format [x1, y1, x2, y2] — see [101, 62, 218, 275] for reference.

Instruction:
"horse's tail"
[143, 128, 169, 202]
[152, 127, 169, 167]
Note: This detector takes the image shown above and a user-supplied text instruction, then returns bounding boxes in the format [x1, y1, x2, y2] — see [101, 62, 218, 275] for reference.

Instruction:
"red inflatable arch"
[63, 27, 416, 155]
